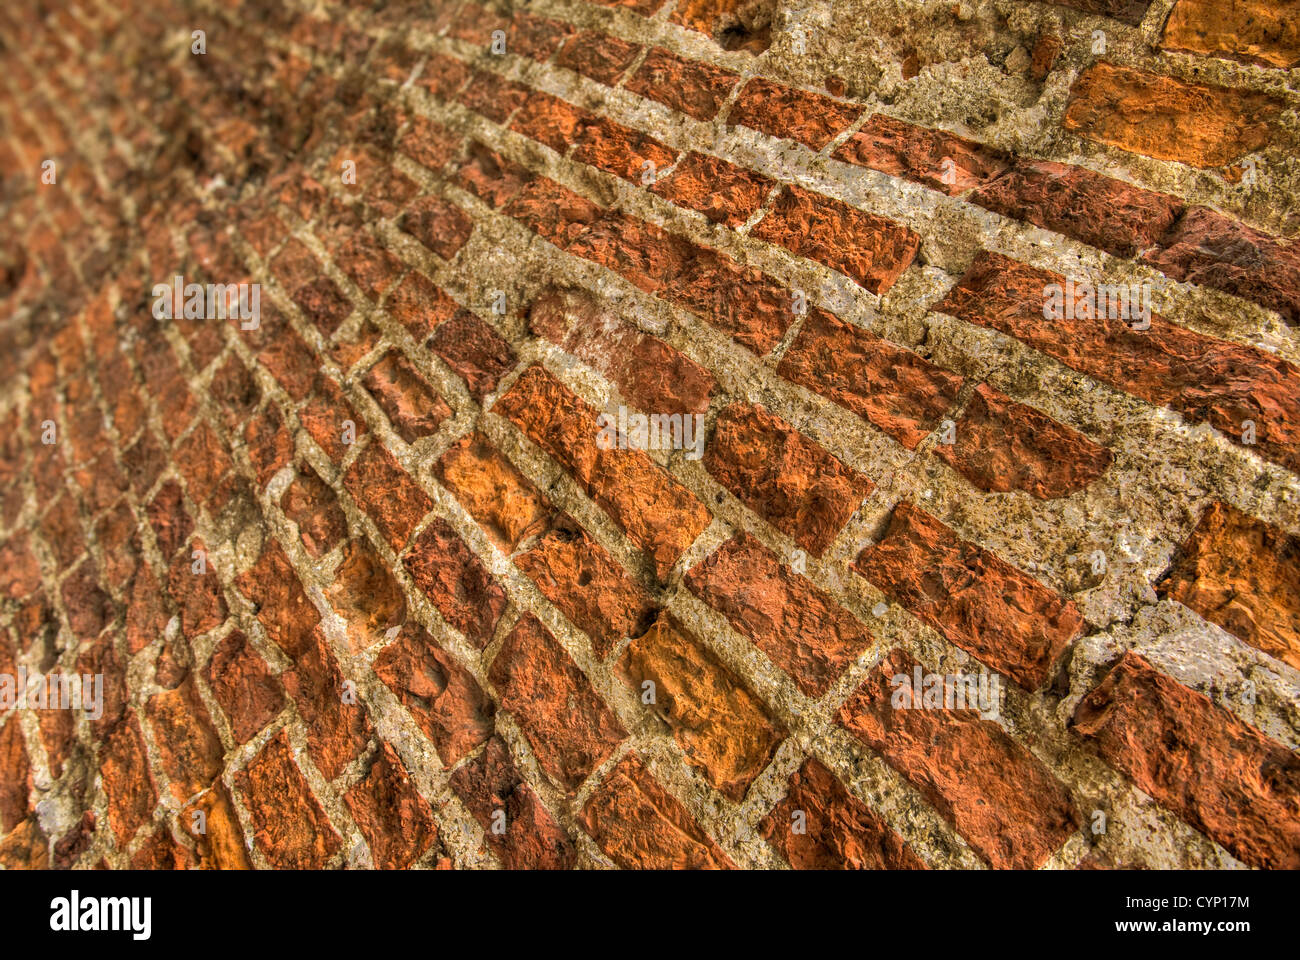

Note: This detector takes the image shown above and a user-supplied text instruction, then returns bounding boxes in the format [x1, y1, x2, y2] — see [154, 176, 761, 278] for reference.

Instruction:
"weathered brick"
[1046, 0, 1151, 25]
[1071, 652, 1300, 869]
[343, 442, 434, 551]
[236, 540, 321, 658]
[434, 432, 552, 552]
[235, 731, 342, 869]
[448, 734, 576, 869]
[1157, 502, 1299, 671]
[651, 151, 773, 227]
[839, 648, 1079, 868]
[403, 519, 508, 647]
[362, 350, 453, 443]
[384, 270, 462, 343]
[935, 383, 1113, 498]
[326, 538, 408, 653]
[428, 309, 517, 401]
[204, 631, 284, 744]
[620, 616, 783, 800]
[344, 741, 438, 869]
[751, 185, 920, 294]
[488, 615, 626, 792]
[398, 114, 463, 171]
[854, 502, 1084, 689]
[400, 195, 474, 261]
[373, 621, 495, 764]
[1063, 62, 1282, 168]
[494, 365, 711, 578]
[1162, 0, 1300, 68]
[625, 47, 739, 122]
[706, 402, 872, 556]
[181, 782, 251, 869]
[777, 307, 962, 450]
[833, 114, 1007, 195]
[554, 30, 641, 85]
[280, 463, 347, 558]
[0, 717, 32, 832]
[527, 286, 716, 414]
[1143, 205, 1300, 325]
[970, 159, 1183, 258]
[144, 679, 224, 801]
[99, 712, 156, 844]
[686, 532, 872, 697]
[935, 251, 1300, 474]
[167, 541, 227, 639]
[515, 514, 657, 660]
[728, 78, 862, 150]
[760, 758, 927, 869]
[579, 752, 733, 868]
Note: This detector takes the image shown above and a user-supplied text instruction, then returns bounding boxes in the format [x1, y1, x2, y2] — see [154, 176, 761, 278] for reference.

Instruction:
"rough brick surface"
[3, 0, 1298, 874]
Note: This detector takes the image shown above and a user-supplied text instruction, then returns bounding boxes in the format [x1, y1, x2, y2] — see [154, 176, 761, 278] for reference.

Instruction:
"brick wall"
[0, 0, 1297, 870]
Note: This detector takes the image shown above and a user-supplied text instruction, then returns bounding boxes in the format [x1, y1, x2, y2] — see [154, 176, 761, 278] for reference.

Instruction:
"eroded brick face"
[2, 0, 1298, 875]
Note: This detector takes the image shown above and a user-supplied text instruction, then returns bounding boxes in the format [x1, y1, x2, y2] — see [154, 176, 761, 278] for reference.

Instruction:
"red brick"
[344, 741, 439, 869]
[292, 276, 354, 337]
[651, 151, 773, 227]
[728, 78, 862, 150]
[839, 648, 1078, 869]
[751, 185, 920, 294]
[372, 621, 495, 764]
[428, 309, 517, 401]
[1063, 62, 1282, 168]
[1143, 205, 1300, 325]
[167, 541, 226, 639]
[235, 730, 342, 869]
[362, 350, 453, 443]
[0, 717, 32, 832]
[416, 51, 473, 100]
[403, 518, 508, 647]
[280, 463, 347, 558]
[686, 532, 872, 697]
[621, 616, 783, 800]
[208, 355, 262, 433]
[384, 270, 462, 343]
[449, 735, 576, 869]
[236, 540, 321, 658]
[971, 160, 1183, 259]
[204, 631, 284, 744]
[325, 538, 407, 653]
[935, 383, 1113, 498]
[99, 713, 156, 843]
[257, 322, 319, 402]
[434, 432, 553, 552]
[1157, 502, 1300, 672]
[62, 559, 115, 641]
[572, 116, 678, 184]
[855, 502, 1084, 689]
[456, 70, 531, 124]
[706, 402, 871, 556]
[399, 195, 474, 261]
[760, 758, 927, 869]
[281, 629, 373, 780]
[509, 91, 591, 154]
[778, 307, 962, 450]
[334, 233, 405, 301]
[553, 31, 641, 85]
[454, 140, 534, 208]
[833, 114, 1007, 196]
[173, 420, 233, 505]
[0, 535, 42, 600]
[935, 251, 1300, 474]
[579, 752, 733, 868]
[144, 678, 224, 800]
[244, 402, 292, 488]
[515, 514, 657, 660]
[625, 47, 739, 122]
[1071, 652, 1300, 869]
[488, 615, 626, 792]
[527, 286, 716, 414]
[509, 10, 573, 61]
[501, 177, 603, 248]
[126, 565, 169, 655]
[342, 442, 434, 551]
[494, 365, 711, 579]
[398, 114, 463, 171]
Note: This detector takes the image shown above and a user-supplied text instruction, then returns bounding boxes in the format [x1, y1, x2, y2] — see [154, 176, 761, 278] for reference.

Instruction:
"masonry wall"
[0, 0, 1297, 870]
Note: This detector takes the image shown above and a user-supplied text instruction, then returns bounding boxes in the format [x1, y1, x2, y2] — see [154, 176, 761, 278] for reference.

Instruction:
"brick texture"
[2, 0, 1297, 874]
